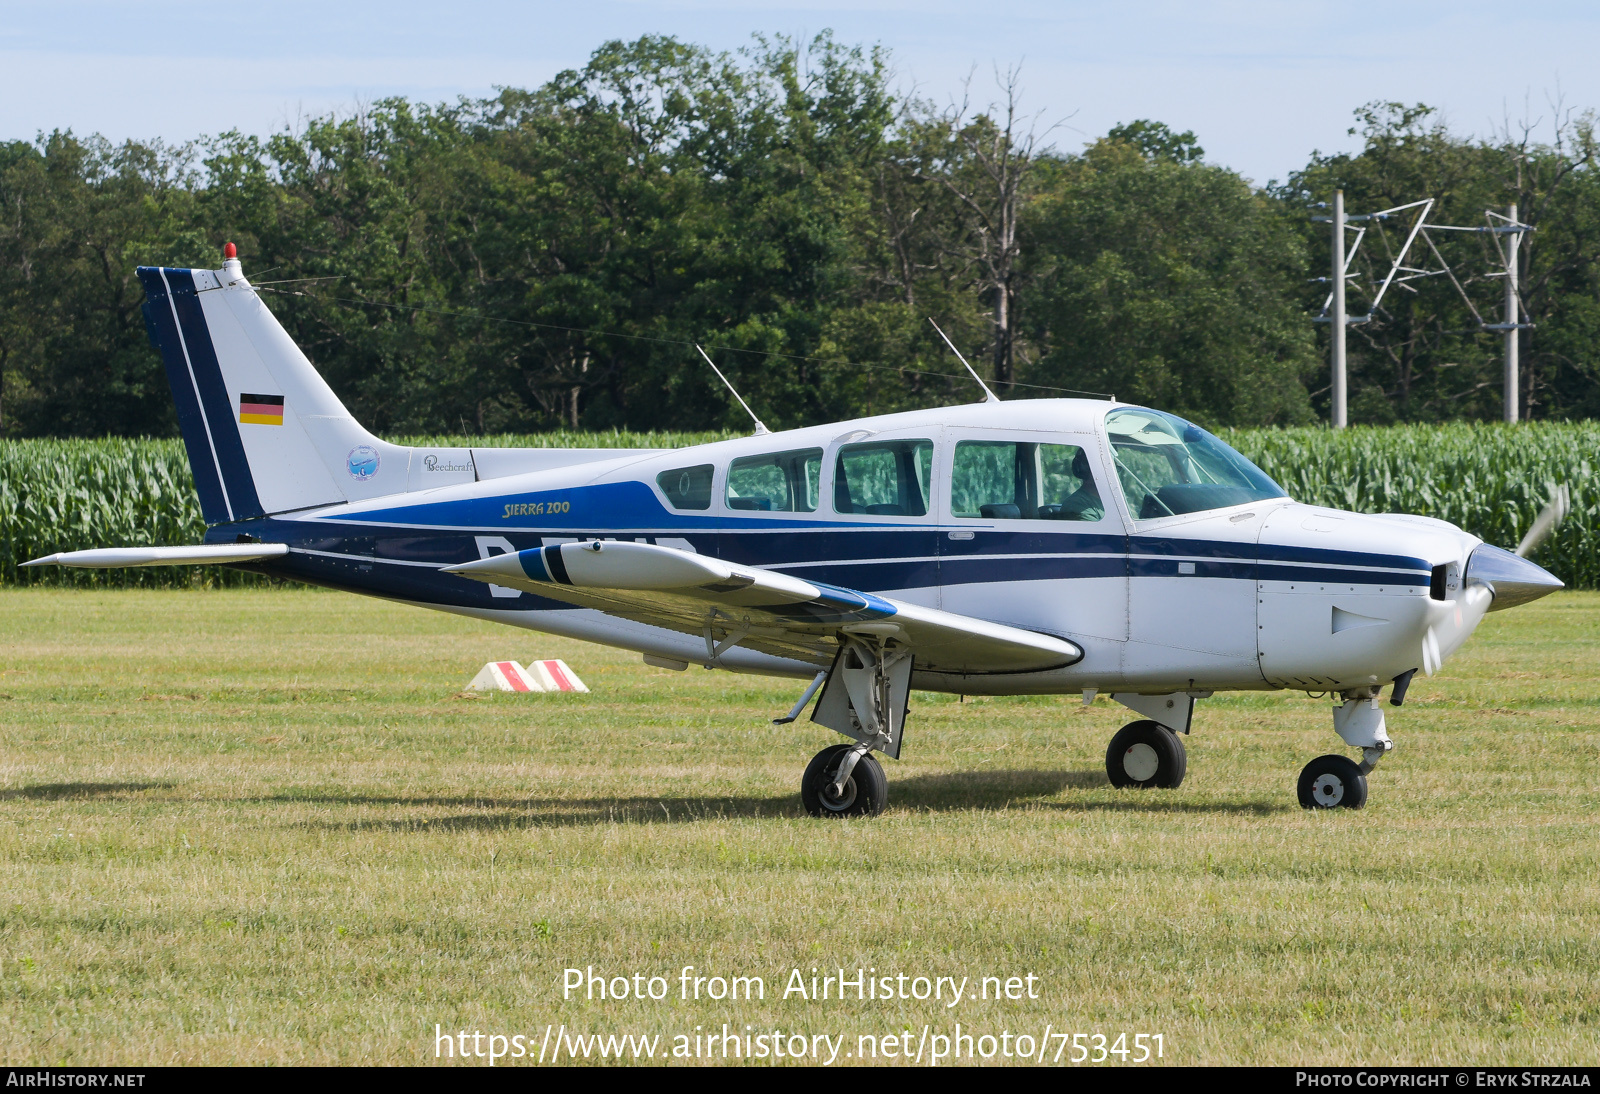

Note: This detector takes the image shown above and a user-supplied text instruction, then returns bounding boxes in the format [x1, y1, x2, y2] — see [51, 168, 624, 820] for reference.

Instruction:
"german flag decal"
[239, 393, 284, 426]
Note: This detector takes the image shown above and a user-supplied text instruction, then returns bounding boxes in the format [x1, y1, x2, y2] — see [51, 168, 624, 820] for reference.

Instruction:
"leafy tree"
[0, 134, 207, 436]
[1022, 137, 1317, 427]
[1106, 120, 1204, 165]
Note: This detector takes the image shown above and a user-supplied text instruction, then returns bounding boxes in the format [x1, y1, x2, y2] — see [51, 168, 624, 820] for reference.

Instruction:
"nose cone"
[1465, 543, 1564, 611]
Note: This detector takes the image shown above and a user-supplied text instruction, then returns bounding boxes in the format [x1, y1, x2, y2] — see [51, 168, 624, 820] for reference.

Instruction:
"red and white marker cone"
[466, 660, 540, 693]
[527, 659, 589, 693]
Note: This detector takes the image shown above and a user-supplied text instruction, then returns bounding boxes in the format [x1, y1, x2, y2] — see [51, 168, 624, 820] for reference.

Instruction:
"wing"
[442, 539, 1080, 675]
[22, 544, 290, 568]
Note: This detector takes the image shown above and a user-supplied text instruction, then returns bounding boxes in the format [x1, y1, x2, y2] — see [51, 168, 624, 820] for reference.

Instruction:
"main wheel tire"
[1105, 720, 1187, 789]
[1297, 754, 1368, 810]
[801, 744, 888, 818]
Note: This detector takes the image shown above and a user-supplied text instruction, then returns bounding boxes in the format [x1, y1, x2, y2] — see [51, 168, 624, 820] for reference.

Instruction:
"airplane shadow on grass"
[288, 769, 1286, 831]
[0, 780, 176, 801]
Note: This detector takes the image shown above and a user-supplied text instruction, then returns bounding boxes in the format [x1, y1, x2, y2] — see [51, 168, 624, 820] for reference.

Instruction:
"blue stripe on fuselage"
[209, 507, 1433, 616]
[333, 480, 887, 533]
[322, 479, 1434, 577]
[1256, 563, 1429, 586]
[1132, 535, 1431, 574]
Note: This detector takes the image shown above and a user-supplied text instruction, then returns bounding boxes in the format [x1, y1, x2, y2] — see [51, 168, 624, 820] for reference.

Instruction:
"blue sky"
[3, 1, 1596, 185]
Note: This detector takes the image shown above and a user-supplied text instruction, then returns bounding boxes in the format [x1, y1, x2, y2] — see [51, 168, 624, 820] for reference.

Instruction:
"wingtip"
[19, 554, 57, 568]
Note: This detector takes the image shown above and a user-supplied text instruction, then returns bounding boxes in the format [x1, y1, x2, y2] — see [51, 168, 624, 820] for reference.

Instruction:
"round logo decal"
[346, 445, 380, 481]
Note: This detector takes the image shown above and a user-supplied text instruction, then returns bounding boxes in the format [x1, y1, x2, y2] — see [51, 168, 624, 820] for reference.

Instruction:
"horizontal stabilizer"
[22, 544, 289, 568]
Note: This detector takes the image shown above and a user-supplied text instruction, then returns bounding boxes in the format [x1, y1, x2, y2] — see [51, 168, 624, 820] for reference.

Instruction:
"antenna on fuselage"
[927, 318, 1000, 404]
[695, 344, 769, 435]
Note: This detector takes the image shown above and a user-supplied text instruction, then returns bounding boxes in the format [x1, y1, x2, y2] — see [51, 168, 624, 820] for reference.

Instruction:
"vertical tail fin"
[138, 253, 422, 523]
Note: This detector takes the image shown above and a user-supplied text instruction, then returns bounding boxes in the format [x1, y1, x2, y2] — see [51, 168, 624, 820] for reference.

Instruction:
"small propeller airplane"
[27, 247, 1569, 816]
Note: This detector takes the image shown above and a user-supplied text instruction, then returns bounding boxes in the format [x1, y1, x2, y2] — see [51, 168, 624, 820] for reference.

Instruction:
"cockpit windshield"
[1105, 407, 1287, 519]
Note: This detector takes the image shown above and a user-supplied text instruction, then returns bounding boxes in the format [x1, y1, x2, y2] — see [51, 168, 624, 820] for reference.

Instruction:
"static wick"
[696, 344, 769, 435]
[927, 318, 1000, 404]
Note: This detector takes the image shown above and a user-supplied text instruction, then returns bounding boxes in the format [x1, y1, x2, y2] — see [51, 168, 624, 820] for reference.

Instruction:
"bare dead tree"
[874, 160, 926, 307]
[921, 65, 1055, 392]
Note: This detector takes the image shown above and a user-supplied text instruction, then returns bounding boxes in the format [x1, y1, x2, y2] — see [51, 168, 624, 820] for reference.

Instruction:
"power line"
[1310, 193, 1534, 425]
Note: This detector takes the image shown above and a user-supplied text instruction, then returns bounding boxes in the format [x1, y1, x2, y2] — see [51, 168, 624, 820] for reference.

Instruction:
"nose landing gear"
[1296, 753, 1368, 809]
[1298, 689, 1395, 809]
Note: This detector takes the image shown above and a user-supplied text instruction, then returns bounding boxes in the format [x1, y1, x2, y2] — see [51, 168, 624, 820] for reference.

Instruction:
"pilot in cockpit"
[1053, 448, 1105, 522]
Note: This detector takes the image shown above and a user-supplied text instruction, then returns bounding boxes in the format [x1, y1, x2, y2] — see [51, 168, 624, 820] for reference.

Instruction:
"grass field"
[1, 588, 1598, 1066]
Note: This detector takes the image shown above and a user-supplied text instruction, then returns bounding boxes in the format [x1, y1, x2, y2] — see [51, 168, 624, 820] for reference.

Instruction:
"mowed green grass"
[1, 588, 1597, 1066]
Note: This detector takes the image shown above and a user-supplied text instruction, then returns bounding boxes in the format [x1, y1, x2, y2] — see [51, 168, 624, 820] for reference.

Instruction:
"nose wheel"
[1105, 720, 1187, 789]
[1297, 754, 1368, 809]
[802, 743, 887, 817]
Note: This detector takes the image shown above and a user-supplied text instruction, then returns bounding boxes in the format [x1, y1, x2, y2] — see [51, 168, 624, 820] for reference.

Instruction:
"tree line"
[1, 33, 1597, 439]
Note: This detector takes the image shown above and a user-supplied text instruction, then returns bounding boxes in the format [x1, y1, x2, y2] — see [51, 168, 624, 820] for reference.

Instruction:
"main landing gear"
[796, 628, 912, 819]
[1105, 720, 1187, 789]
[801, 743, 887, 817]
[1101, 692, 1196, 790]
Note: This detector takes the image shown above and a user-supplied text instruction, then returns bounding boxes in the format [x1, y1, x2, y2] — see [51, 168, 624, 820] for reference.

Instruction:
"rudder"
[140, 265, 264, 523]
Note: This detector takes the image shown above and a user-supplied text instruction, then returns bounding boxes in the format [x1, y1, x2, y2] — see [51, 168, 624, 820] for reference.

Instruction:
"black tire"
[801, 744, 887, 818]
[1168, 729, 1187, 785]
[1297, 754, 1368, 810]
[1105, 720, 1186, 789]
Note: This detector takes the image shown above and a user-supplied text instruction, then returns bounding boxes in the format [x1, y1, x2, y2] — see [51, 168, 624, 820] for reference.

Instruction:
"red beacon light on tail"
[223, 242, 237, 259]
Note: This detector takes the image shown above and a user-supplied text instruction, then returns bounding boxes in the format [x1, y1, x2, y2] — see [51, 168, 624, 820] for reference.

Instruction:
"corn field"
[2, 423, 1595, 588]
[1, 438, 229, 588]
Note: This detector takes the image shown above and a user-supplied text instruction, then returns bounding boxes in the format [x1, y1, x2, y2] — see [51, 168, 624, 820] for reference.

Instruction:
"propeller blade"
[1515, 484, 1570, 558]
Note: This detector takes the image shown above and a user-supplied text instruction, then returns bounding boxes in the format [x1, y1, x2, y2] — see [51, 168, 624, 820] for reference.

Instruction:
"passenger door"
[937, 430, 1128, 644]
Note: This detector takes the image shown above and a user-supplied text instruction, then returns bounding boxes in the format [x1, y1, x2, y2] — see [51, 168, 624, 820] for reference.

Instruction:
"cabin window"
[950, 440, 1105, 521]
[726, 448, 822, 512]
[833, 440, 933, 517]
[1105, 408, 1286, 519]
[657, 464, 715, 510]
